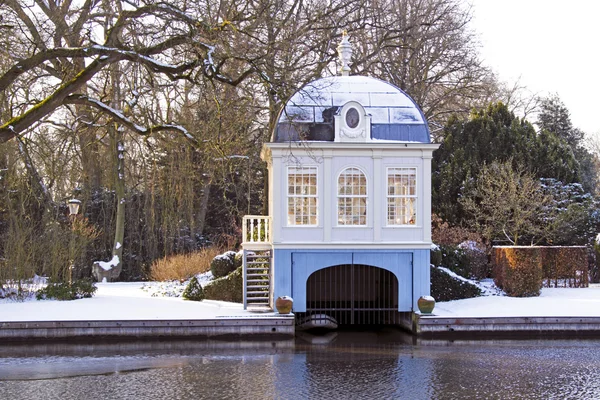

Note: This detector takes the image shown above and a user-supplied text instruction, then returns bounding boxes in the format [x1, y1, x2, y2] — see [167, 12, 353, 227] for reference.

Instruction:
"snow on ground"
[1, 279, 600, 322]
[435, 284, 600, 318]
[437, 267, 504, 296]
[139, 271, 214, 298]
[0, 281, 253, 322]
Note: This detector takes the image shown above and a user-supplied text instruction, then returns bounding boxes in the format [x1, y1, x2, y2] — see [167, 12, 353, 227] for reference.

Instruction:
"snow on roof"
[280, 76, 424, 124]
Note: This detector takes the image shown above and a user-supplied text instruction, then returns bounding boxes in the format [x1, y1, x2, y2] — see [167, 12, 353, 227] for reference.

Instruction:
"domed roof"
[274, 75, 430, 143]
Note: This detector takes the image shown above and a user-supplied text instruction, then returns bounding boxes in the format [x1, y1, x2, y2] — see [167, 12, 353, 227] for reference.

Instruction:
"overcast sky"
[469, 0, 600, 135]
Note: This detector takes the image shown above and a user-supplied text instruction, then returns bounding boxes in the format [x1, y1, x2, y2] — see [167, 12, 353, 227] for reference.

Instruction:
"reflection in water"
[1, 330, 600, 399]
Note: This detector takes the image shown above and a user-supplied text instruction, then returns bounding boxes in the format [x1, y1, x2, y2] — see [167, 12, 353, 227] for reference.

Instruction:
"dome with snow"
[274, 75, 430, 143]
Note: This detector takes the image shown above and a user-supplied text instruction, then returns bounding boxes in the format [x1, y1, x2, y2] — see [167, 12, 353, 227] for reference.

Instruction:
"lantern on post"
[67, 198, 81, 284]
[68, 199, 81, 217]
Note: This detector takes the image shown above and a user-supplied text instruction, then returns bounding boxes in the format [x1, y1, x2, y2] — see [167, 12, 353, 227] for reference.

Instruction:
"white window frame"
[386, 167, 417, 226]
[287, 166, 318, 226]
[337, 167, 368, 226]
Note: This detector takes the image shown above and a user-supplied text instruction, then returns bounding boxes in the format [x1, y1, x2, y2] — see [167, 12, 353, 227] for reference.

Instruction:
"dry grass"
[149, 246, 224, 281]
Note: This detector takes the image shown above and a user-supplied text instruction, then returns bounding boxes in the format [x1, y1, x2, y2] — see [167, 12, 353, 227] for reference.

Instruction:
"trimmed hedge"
[492, 247, 543, 297]
[430, 265, 481, 302]
[203, 266, 243, 303]
[541, 246, 588, 288]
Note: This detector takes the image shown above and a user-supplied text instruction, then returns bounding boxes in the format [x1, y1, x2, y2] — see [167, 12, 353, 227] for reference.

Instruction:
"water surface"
[1, 330, 599, 399]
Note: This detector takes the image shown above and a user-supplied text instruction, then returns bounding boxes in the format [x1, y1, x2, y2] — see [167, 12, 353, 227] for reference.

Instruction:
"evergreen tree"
[433, 102, 579, 224]
[537, 94, 598, 194]
[537, 95, 584, 148]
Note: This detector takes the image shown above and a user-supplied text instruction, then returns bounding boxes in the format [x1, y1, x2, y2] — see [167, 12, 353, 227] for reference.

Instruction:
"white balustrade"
[242, 215, 272, 246]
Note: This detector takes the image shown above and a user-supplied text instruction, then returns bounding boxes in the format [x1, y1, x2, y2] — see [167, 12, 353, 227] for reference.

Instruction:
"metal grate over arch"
[300, 264, 399, 325]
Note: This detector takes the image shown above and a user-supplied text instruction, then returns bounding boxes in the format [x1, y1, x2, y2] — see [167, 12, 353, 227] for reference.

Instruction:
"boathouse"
[242, 35, 439, 325]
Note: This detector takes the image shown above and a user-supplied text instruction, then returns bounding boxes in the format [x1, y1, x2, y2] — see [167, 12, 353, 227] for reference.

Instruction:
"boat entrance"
[300, 264, 399, 325]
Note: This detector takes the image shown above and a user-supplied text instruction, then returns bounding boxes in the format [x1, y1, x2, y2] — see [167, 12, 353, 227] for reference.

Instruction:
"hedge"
[492, 246, 543, 297]
[540, 246, 588, 288]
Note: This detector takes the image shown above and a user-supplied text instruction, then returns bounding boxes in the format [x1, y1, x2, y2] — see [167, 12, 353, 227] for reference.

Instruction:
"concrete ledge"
[0, 317, 295, 342]
[415, 315, 600, 337]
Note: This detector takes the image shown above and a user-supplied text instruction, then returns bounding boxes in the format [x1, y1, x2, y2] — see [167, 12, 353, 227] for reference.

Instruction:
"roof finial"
[337, 31, 352, 77]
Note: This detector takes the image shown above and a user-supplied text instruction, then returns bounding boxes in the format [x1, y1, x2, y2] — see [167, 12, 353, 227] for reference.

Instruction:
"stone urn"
[417, 295, 435, 314]
[275, 296, 293, 314]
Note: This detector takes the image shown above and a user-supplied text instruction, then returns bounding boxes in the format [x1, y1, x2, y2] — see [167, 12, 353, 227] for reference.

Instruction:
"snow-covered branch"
[64, 94, 199, 146]
[0, 38, 204, 92]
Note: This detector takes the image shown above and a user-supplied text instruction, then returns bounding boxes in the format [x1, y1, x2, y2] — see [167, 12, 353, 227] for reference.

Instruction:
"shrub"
[182, 276, 205, 301]
[458, 241, 491, 279]
[36, 279, 97, 301]
[210, 251, 237, 278]
[149, 246, 222, 281]
[438, 245, 471, 278]
[430, 246, 443, 267]
[492, 246, 542, 297]
[204, 266, 243, 303]
[233, 251, 243, 269]
[430, 266, 481, 302]
[0, 276, 43, 301]
[432, 214, 483, 246]
[433, 242, 491, 280]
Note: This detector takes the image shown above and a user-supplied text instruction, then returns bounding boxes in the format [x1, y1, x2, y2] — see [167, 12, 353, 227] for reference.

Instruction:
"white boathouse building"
[242, 35, 439, 325]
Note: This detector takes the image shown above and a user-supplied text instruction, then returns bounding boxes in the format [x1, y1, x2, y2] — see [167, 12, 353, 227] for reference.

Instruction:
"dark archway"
[302, 264, 399, 325]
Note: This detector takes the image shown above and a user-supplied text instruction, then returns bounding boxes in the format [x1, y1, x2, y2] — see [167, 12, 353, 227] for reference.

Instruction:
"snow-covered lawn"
[1, 281, 599, 322]
[435, 284, 600, 317]
[0, 281, 254, 322]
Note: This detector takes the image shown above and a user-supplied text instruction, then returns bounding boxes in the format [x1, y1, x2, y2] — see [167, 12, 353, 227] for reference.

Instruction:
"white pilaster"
[422, 151, 433, 243]
[323, 149, 333, 242]
[372, 149, 382, 242]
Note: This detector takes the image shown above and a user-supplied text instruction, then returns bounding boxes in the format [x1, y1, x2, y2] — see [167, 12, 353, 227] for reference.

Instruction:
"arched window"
[337, 167, 367, 226]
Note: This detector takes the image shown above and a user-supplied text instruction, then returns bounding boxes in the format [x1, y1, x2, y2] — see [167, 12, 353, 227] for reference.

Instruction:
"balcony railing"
[242, 215, 272, 248]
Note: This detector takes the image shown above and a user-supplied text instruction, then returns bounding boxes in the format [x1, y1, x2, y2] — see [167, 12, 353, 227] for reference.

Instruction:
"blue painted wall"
[273, 248, 430, 312]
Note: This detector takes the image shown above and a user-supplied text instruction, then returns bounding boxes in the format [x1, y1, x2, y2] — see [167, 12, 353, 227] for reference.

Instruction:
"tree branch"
[0, 38, 202, 92]
[63, 94, 199, 147]
[0, 56, 113, 143]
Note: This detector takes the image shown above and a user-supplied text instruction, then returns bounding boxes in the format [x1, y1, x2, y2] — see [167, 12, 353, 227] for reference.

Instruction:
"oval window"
[346, 107, 360, 128]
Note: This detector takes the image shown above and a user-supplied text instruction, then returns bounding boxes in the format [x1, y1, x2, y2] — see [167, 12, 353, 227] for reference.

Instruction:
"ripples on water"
[1, 330, 600, 400]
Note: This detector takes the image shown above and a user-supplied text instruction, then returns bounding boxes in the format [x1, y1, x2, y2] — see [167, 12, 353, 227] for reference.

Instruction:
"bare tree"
[460, 160, 551, 245]
[350, 0, 499, 133]
[0, 1, 253, 144]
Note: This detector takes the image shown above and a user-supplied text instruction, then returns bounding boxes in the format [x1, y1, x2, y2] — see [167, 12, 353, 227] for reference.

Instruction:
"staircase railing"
[243, 249, 272, 310]
[242, 215, 272, 247]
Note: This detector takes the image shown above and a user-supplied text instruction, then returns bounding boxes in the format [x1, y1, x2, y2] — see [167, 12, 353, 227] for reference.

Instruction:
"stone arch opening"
[302, 264, 399, 325]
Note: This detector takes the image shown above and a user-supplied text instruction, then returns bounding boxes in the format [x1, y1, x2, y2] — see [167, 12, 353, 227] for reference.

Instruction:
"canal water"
[1, 329, 600, 399]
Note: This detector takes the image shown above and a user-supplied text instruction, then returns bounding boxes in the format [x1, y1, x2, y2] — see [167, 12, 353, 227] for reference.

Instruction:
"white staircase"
[243, 249, 272, 310]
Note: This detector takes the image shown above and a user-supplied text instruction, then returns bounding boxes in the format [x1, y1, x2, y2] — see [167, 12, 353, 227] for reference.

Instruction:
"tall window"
[287, 166, 318, 226]
[338, 168, 367, 226]
[387, 167, 417, 226]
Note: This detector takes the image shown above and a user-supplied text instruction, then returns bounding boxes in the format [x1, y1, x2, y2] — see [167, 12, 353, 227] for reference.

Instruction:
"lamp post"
[67, 199, 80, 284]
[68, 199, 81, 217]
